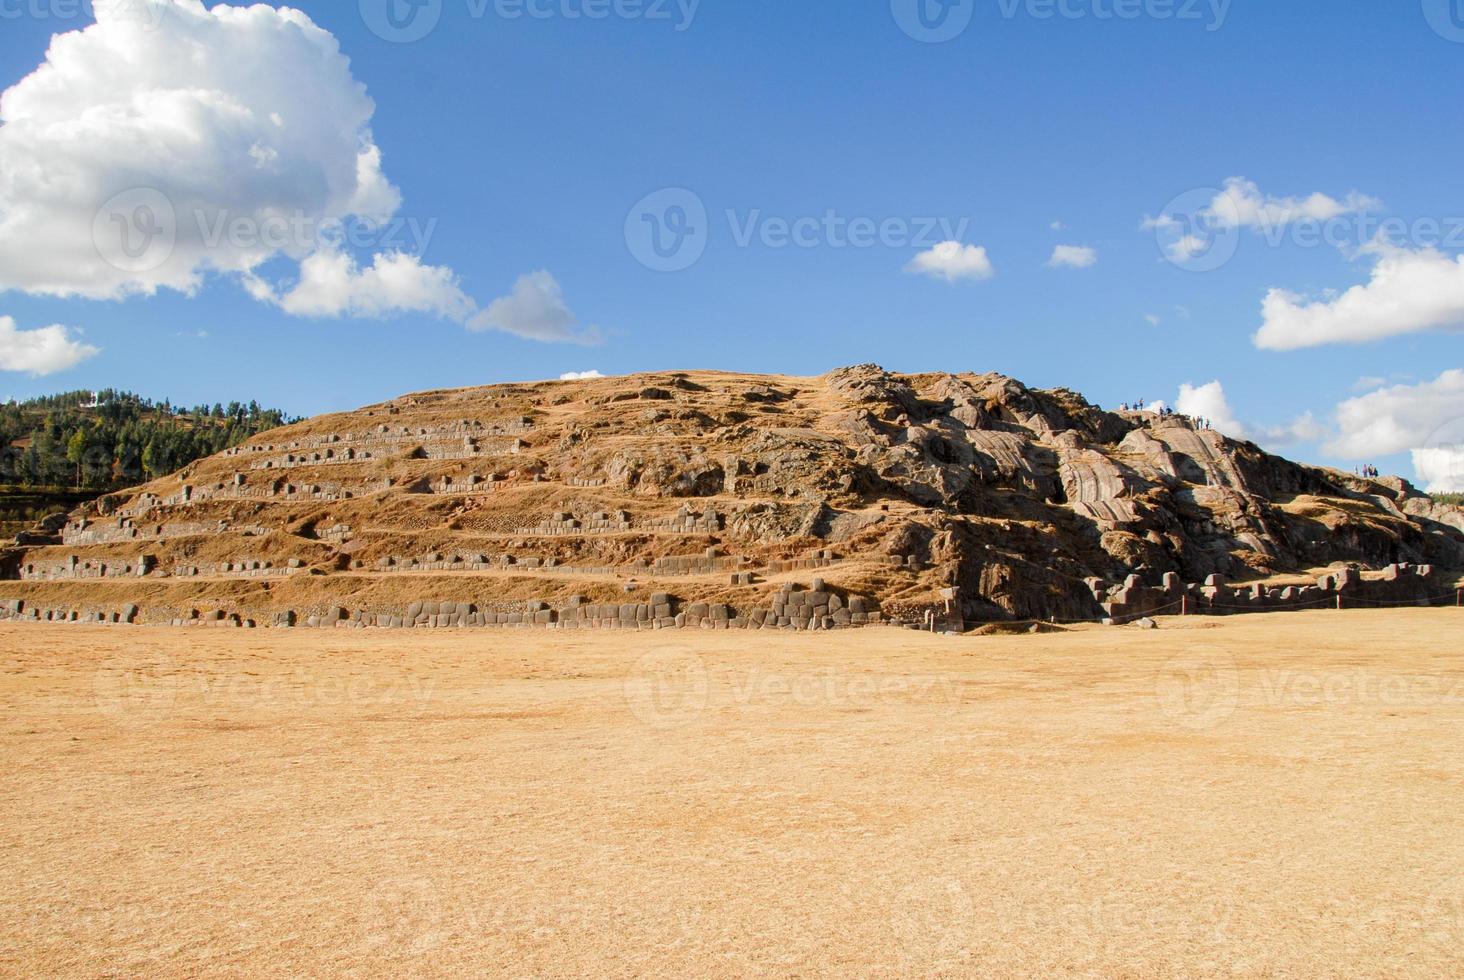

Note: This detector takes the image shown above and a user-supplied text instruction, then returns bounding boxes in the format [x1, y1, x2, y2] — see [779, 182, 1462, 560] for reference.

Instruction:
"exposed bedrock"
[3, 365, 1460, 629]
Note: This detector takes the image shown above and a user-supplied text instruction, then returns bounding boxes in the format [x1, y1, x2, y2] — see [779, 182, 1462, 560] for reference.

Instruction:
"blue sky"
[1, 0, 1462, 487]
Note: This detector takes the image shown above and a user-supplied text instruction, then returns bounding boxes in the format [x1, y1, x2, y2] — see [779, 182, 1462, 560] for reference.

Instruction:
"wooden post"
[1181, 594, 1188, 617]
[1337, 594, 1343, 611]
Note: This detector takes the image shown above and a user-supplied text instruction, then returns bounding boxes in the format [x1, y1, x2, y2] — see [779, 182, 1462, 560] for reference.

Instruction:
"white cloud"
[1142, 177, 1380, 265]
[559, 370, 605, 381]
[1049, 220, 1067, 231]
[1175, 381, 1246, 438]
[1047, 244, 1097, 269]
[1326, 370, 1464, 492]
[0, 1, 600, 343]
[1327, 369, 1464, 447]
[268, 249, 474, 320]
[468, 271, 600, 345]
[1171, 379, 1323, 448]
[905, 241, 994, 283]
[1413, 445, 1464, 493]
[0, 316, 100, 375]
[1145, 313, 1163, 327]
[1162, 234, 1211, 264]
[1255, 244, 1464, 351]
[0, 0, 401, 302]
[1203, 177, 1380, 232]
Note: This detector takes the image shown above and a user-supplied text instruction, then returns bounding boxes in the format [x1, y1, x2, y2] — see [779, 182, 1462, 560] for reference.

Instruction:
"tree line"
[0, 389, 296, 490]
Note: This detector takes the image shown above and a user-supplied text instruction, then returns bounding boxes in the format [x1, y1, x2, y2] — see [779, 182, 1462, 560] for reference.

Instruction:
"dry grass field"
[2, 611, 1463, 976]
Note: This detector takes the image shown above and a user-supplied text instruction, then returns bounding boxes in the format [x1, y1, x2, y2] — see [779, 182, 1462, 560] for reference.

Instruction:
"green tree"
[65, 428, 87, 488]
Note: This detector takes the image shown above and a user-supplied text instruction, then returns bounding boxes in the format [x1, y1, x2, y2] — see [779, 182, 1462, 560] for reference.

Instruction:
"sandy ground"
[2, 611, 1463, 977]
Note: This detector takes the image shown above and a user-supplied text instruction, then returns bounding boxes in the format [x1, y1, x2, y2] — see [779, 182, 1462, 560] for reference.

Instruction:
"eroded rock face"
[6, 365, 1461, 627]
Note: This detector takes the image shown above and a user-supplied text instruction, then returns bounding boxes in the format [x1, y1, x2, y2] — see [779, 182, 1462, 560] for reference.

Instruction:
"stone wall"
[20, 553, 303, 581]
[0, 582, 884, 632]
[1094, 563, 1454, 623]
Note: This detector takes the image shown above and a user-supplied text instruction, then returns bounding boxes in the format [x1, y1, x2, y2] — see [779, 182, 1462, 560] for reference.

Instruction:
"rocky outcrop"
[4, 366, 1461, 630]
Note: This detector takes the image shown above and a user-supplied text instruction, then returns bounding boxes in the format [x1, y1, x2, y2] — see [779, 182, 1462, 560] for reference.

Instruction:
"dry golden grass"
[2, 610, 1464, 976]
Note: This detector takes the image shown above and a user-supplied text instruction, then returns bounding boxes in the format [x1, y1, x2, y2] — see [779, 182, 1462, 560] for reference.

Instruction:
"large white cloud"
[1325, 370, 1464, 491]
[0, 0, 595, 340]
[0, 0, 401, 301]
[1170, 379, 1322, 448]
[0, 316, 100, 375]
[905, 241, 994, 282]
[467, 271, 600, 345]
[1255, 244, 1464, 351]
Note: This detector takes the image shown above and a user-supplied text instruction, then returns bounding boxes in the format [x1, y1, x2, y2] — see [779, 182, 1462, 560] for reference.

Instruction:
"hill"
[3, 366, 1461, 630]
[0, 389, 294, 536]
